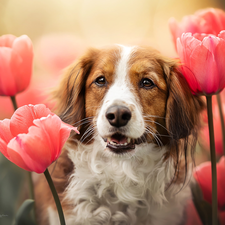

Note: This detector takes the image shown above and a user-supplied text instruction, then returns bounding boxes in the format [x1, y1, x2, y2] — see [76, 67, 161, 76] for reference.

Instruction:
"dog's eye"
[140, 78, 155, 89]
[95, 76, 107, 87]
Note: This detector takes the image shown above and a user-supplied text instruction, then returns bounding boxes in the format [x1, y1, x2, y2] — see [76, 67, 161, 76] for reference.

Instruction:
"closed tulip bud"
[169, 8, 225, 50]
[177, 32, 225, 95]
[193, 157, 225, 211]
[0, 34, 33, 96]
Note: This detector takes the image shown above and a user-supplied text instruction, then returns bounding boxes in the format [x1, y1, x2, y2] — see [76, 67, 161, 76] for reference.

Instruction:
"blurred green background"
[0, 0, 224, 224]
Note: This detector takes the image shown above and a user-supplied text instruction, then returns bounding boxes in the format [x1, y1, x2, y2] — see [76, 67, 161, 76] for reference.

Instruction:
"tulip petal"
[58, 129, 72, 154]
[190, 44, 219, 94]
[168, 15, 206, 50]
[0, 119, 13, 159]
[0, 48, 22, 96]
[12, 35, 33, 92]
[201, 8, 225, 34]
[61, 121, 79, 134]
[217, 157, 225, 210]
[194, 161, 212, 204]
[7, 132, 52, 173]
[168, 18, 181, 50]
[33, 116, 78, 162]
[10, 104, 53, 136]
[193, 33, 207, 41]
[194, 156, 225, 210]
[33, 115, 62, 161]
[179, 65, 200, 94]
[178, 33, 201, 65]
[218, 30, 225, 40]
[202, 35, 219, 52]
[20, 126, 52, 161]
[177, 34, 203, 94]
[7, 139, 33, 171]
[214, 39, 225, 92]
[31, 104, 54, 118]
[0, 34, 16, 48]
[182, 15, 205, 34]
[33, 115, 77, 161]
[58, 122, 79, 157]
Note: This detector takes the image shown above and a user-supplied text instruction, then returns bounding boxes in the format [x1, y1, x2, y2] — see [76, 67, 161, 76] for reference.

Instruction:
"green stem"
[27, 171, 36, 222]
[10, 95, 35, 218]
[44, 168, 66, 225]
[27, 171, 34, 201]
[216, 94, 225, 156]
[206, 96, 218, 225]
[10, 96, 18, 111]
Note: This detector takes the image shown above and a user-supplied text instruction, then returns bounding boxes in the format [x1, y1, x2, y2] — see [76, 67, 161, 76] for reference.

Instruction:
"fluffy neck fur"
[60, 136, 191, 225]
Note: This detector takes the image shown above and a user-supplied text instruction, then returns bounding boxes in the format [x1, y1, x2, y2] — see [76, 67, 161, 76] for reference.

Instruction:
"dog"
[34, 45, 204, 225]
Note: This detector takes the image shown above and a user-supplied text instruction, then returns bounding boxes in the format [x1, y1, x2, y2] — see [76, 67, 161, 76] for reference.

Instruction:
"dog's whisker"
[80, 132, 95, 143]
[85, 133, 98, 144]
[74, 117, 94, 123]
[143, 115, 167, 120]
[145, 125, 161, 137]
[145, 126, 163, 147]
[80, 125, 96, 142]
[154, 134, 163, 147]
[144, 119, 172, 135]
[72, 119, 93, 128]
[145, 125, 171, 138]
[72, 117, 94, 127]
[80, 128, 95, 142]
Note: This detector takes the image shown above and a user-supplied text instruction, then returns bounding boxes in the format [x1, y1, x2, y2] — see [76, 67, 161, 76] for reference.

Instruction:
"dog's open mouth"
[103, 133, 145, 154]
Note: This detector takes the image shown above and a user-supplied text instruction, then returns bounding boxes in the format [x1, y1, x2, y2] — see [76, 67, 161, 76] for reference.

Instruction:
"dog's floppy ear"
[162, 60, 204, 140]
[53, 48, 98, 129]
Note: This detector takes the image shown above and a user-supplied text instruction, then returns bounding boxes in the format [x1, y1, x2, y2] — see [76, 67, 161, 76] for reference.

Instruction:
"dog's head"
[53, 45, 204, 180]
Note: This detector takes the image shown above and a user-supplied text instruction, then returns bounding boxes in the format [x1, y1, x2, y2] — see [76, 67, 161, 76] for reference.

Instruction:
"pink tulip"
[169, 8, 225, 49]
[193, 157, 225, 211]
[0, 34, 33, 96]
[0, 104, 78, 173]
[177, 32, 225, 95]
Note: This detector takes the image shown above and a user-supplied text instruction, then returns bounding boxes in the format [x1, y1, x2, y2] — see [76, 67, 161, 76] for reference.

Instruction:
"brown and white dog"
[35, 45, 204, 225]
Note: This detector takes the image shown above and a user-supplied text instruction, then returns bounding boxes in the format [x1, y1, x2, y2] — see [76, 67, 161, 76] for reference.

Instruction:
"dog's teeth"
[108, 141, 130, 147]
[112, 141, 118, 146]
[127, 138, 131, 143]
[108, 137, 111, 142]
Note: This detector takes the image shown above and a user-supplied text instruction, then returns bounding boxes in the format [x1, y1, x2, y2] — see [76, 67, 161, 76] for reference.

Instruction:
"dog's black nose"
[106, 105, 131, 127]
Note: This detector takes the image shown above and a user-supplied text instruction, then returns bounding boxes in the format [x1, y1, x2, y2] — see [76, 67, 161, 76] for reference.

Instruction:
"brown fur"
[35, 46, 204, 224]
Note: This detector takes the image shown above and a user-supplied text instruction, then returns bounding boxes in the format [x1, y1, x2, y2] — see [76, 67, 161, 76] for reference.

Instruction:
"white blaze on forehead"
[96, 45, 145, 139]
[115, 45, 135, 83]
[106, 45, 136, 104]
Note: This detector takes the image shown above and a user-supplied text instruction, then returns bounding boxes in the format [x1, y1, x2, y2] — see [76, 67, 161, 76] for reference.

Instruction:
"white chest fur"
[48, 137, 191, 225]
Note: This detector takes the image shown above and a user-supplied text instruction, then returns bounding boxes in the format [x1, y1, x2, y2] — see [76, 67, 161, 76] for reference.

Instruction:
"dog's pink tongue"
[111, 134, 127, 144]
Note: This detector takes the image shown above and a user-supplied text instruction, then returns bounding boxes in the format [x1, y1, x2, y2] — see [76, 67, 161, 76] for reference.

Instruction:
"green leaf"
[14, 199, 36, 225]
[0, 155, 25, 225]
